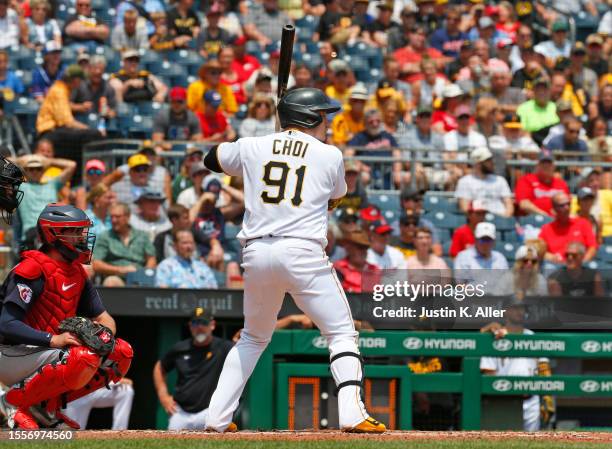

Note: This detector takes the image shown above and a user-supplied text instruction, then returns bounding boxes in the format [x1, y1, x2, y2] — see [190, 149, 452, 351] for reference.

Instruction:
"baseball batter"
[202, 88, 386, 433]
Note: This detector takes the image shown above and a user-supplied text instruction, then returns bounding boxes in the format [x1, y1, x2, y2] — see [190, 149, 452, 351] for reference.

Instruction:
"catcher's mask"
[37, 203, 96, 264]
[0, 156, 25, 224]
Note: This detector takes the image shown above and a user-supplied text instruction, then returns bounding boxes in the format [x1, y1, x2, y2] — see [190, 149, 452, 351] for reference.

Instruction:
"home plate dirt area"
[65, 430, 612, 448]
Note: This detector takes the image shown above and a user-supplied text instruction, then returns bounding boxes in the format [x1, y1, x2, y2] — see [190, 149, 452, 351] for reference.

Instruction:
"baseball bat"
[276, 24, 295, 131]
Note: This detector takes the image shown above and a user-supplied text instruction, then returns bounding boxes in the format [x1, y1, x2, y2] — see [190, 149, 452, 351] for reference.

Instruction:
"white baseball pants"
[206, 237, 368, 431]
[167, 405, 209, 430]
[63, 382, 134, 430]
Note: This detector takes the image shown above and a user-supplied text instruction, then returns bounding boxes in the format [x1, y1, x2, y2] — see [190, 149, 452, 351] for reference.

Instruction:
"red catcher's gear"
[15, 250, 87, 334]
[66, 338, 133, 402]
[6, 346, 101, 409]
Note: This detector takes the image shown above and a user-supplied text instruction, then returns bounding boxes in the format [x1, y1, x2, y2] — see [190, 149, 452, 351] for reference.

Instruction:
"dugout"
[99, 288, 612, 430]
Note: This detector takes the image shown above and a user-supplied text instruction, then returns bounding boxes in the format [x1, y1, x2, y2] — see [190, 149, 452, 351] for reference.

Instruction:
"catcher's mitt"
[58, 316, 115, 357]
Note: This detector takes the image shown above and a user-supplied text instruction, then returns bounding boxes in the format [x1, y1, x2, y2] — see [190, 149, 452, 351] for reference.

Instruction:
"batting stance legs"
[207, 237, 371, 431]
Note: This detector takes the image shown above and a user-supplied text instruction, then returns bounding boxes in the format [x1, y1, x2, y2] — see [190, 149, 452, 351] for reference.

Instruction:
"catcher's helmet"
[37, 203, 96, 264]
[0, 156, 25, 223]
[277, 88, 340, 129]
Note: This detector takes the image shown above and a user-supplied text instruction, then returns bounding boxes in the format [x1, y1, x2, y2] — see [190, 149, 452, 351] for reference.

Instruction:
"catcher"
[0, 155, 26, 223]
[0, 203, 133, 429]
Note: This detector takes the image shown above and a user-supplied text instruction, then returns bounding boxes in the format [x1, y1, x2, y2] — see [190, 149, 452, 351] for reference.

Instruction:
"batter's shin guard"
[66, 338, 133, 403]
[329, 351, 369, 428]
[6, 346, 101, 409]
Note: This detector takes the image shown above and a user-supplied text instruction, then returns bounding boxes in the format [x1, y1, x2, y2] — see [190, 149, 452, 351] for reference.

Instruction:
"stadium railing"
[243, 330, 612, 431]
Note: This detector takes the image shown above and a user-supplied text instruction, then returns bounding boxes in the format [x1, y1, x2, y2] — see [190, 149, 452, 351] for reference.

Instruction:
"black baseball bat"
[277, 24, 296, 101]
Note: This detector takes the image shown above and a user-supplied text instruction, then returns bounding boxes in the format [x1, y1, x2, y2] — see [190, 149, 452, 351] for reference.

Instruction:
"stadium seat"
[518, 215, 552, 227]
[501, 230, 520, 243]
[495, 241, 518, 263]
[300, 53, 322, 72]
[294, 15, 319, 30]
[127, 114, 154, 137]
[368, 192, 399, 213]
[442, 240, 451, 256]
[383, 210, 396, 222]
[134, 102, 163, 116]
[423, 194, 459, 214]
[596, 245, 612, 263]
[13, 97, 40, 130]
[485, 214, 516, 232]
[423, 212, 466, 230]
[14, 70, 32, 90]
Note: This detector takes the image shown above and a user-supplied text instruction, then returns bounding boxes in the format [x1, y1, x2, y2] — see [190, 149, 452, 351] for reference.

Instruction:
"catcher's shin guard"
[66, 338, 133, 403]
[6, 346, 101, 409]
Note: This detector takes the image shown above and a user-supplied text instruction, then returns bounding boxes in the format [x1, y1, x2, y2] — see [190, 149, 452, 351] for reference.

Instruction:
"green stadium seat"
[519, 215, 552, 227]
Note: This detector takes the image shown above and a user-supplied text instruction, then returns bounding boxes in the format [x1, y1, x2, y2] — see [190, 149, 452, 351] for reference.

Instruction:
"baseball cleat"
[205, 422, 238, 433]
[13, 408, 40, 430]
[343, 417, 386, 433]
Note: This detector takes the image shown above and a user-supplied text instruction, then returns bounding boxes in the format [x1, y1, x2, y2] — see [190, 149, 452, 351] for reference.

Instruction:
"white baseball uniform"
[62, 381, 134, 430]
[205, 129, 369, 431]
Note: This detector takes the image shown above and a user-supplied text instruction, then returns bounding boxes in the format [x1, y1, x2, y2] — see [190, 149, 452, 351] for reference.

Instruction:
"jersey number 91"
[261, 161, 306, 207]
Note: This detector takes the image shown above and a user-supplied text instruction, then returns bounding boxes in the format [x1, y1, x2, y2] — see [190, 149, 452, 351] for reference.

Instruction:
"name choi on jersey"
[272, 139, 309, 158]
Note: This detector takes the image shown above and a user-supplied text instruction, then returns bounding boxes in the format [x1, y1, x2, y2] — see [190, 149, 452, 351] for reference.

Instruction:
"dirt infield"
[77, 430, 612, 443]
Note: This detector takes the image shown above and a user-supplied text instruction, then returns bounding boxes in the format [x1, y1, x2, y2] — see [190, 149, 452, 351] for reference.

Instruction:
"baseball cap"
[533, 76, 550, 88]
[468, 199, 487, 212]
[479, 16, 494, 28]
[204, 90, 222, 108]
[191, 307, 213, 323]
[586, 34, 604, 46]
[376, 79, 396, 98]
[443, 84, 463, 99]
[77, 52, 90, 63]
[136, 189, 165, 202]
[359, 205, 382, 222]
[470, 147, 493, 164]
[369, 219, 393, 235]
[24, 154, 45, 169]
[341, 230, 370, 248]
[474, 222, 496, 239]
[399, 211, 420, 226]
[128, 153, 152, 169]
[454, 104, 472, 118]
[85, 159, 106, 172]
[169, 86, 187, 102]
[64, 64, 85, 80]
[555, 99, 572, 112]
[329, 59, 350, 74]
[232, 35, 248, 46]
[484, 5, 498, 16]
[552, 20, 569, 32]
[496, 38, 513, 50]
[203, 176, 222, 195]
[207, 2, 222, 15]
[460, 40, 474, 51]
[515, 245, 537, 261]
[349, 83, 369, 101]
[377, 0, 393, 10]
[186, 145, 204, 156]
[344, 159, 359, 173]
[255, 71, 273, 83]
[502, 113, 521, 129]
[401, 187, 422, 202]
[43, 41, 62, 55]
[416, 105, 433, 116]
[338, 207, 359, 223]
[571, 41, 587, 55]
[189, 161, 208, 177]
[578, 186, 595, 200]
[538, 150, 554, 162]
[122, 49, 140, 60]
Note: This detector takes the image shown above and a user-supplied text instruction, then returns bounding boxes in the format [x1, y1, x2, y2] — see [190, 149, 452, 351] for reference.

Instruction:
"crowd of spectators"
[0, 0, 607, 299]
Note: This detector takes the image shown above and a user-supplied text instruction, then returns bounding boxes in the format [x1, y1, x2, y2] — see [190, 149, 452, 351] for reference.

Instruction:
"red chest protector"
[14, 250, 87, 335]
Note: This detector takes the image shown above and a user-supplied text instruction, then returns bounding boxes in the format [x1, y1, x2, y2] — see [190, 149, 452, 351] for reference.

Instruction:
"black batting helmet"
[37, 204, 96, 264]
[277, 88, 340, 129]
[0, 156, 25, 223]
